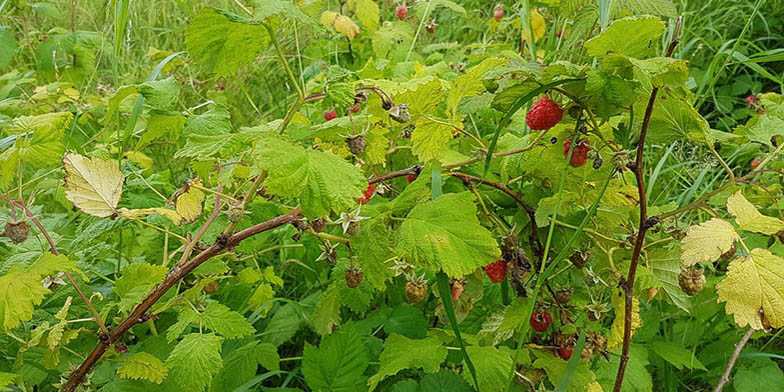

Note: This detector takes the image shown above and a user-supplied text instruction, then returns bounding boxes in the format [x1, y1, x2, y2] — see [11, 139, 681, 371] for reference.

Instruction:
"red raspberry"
[396, 3, 408, 20]
[751, 158, 762, 169]
[349, 103, 361, 113]
[493, 4, 504, 21]
[526, 97, 563, 130]
[563, 140, 590, 168]
[530, 311, 552, 332]
[484, 260, 507, 283]
[451, 280, 464, 302]
[323, 110, 338, 121]
[357, 183, 375, 205]
[406, 173, 418, 183]
[558, 345, 574, 360]
[745, 95, 757, 106]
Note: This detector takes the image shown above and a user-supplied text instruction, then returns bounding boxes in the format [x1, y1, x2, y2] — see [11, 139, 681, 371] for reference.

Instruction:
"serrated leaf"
[166, 333, 224, 392]
[312, 284, 341, 336]
[0, 373, 15, 392]
[584, 16, 665, 59]
[534, 355, 597, 392]
[0, 253, 76, 330]
[137, 77, 179, 110]
[680, 218, 739, 267]
[302, 324, 369, 391]
[616, 0, 677, 17]
[168, 302, 254, 341]
[118, 207, 183, 225]
[210, 342, 279, 391]
[114, 263, 168, 313]
[254, 136, 367, 218]
[253, 0, 314, 25]
[745, 115, 784, 147]
[0, 27, 16, 69]
[419, 371, 473, 392]
[596, 345, 652, 391]
[463, 346, 512, 392]
[727, 191, 784, 235]
[117, 352, 169, 384]
[185, 8, 267, 76]
[175, 179, 205, 223]
[447, 57, 507, 116]
[732, 357, 784, 392]
[411, 118, 454, 162]
[396, 192, 500, 278]
[7, 112, 71, 168]
[63, 152, 124, 217]
[521, 9, 546, 43]
[368, 334, 446, 390]
[176, 107, 260, 160]
[355, 0, 379, 32]
[609, 287, 641, 350]
[642, 90, 710, 145]
[717, 248, 784, 329]
[350, 213, 394, 290]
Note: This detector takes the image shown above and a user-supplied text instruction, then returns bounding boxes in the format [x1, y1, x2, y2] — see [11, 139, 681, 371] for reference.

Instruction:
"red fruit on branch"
[493, 4, 504, 21]
[484, 260, 507, 283]
[558, 345, 574, 360]
[357, 183, 375, 205]
[751, 158, 762, 169]
[530, 311, 552, 332]
[349, 103, 361, 113]
[406, 173, 418, 183]
[563, 140, 591, 167]
[396, 3, 408, 20]
[323, 110, 338, 121]
[451, 279, 464, 302]
[526, 96, 563, 130]
[745, 95, 757, 106]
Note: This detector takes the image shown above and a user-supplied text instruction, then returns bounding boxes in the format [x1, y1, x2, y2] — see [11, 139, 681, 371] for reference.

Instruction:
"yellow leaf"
[124, 151, 153, 169]
[726, 191, 784, 235]
[680, 218, 739, 267]
[522, 9, 546, 43]
[320, 10, 338, 27]
[334, 15, 360, 41]
[586, 381, 604, 392]
[717, 248, 784, 329]
[175, 179, 206, 223]
[118, 208, 183, 225]
[608, 287, 640, 350]
[63, 152, 124, 217]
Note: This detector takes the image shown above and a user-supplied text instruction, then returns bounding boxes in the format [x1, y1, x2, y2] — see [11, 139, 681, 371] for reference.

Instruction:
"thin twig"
[612, 16, 682, 392]
[177, 185, 223, 266]
[714, 327, 755, 392]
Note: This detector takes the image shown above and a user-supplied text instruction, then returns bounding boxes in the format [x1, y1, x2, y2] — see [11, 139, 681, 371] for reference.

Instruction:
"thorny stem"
[713, 327, 755, 392]
[0, 194, 108, 335]
[612, 16, 681, 392]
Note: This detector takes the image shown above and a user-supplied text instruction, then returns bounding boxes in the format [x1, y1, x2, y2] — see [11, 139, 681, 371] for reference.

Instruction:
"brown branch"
[450, 172, 541, 257]
[368, 165, 422, 184]
[178, 185, 223, 266]
[0, 194, 108, 335]
[714, 327, 755, 392]
[61, 208, 303, 392]
[612, 16, 682, 392]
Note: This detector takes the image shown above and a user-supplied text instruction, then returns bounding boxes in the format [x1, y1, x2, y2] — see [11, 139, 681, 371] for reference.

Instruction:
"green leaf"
[114, 263, 168, 313]
[168, 302, 255, 341]
[642, 89, 710, 145]
[464, 346, 512, 392]
[396, 192, 500, 278]
[252, 0, 314, 25]
[0, 373, 15, 392]
[447, 57, 507, 117]
[355, 0, 380, 32]
[411, 119, 454, 162]
[616, 0, 677, 17]
[596, 345, 652, 392]
[302, 324, 369, 391]
[6, 112, 72, 167]
[368, 334, 447, 390]
[117, 352, 169, 384]
[137, 77, 179, 110]
[732, 357, 784, 392]
[166, 333, 224, 392]
[648, 247, 691, 312]
[0, 27, 17, 69]
[210, 342, 279, 392]
[745, 115, 784, 147]
[138, 113, 185, 149]
[350, 212, 394, 290]
[383, 304, 428, 339]
[0, 253, 77, 331]
[175, 107, 261, 159]
[254, 136, 367, 218]
[584, 16, 665, 59]
[419, 371, 473, 392]
[534, 354, 597, 392]
[185, 8, 268, 76]
[650, 341, 706, 370]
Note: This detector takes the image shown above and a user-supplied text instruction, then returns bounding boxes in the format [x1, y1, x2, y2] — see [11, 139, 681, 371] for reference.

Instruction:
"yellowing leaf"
[608, 288, 640, 350]
[124, 151, 153, 169]
[334, 15, 360, 40]
[355, 0, 379, 32]
[522, 9, 545, 43]
[175, 179, 206, 223]
[320, 10, 338, 27]
[717, 248, 784, 329]
[726, 192, 784, 235]
[679, 218, 739, 267]
[118, 208, 184, 225]
[117, 352, 169, 384]
[63, 152, 124, 217]
[586, 381, 603, 392]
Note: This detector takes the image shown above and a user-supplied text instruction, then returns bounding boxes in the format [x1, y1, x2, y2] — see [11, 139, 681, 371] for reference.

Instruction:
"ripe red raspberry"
[563, 140, 591, 168]
[745, 95, 757, 106]
[558, 345, 574, 360]
[406, 173, 418, 183]
[357, 183, 375, 205]
[526, 96, 563, 130]
[530, 311, 552, 332]
[751, 158, 762, 169]
[395, 3, 408, 20]
[484, 260, 507, 283]
[323, 110, 338, 121]
[493, 4, 504, 21]
[451, 279, 464, 302]
[349, 103, 361, 113]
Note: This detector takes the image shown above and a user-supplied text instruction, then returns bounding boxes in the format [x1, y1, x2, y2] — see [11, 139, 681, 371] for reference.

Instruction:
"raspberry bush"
[0, 1, 782, 392]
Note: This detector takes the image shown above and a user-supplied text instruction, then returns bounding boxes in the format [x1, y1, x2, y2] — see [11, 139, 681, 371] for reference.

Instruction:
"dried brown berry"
[347, 135, 367, 156]
[581, 332, 606, 359]
[405, 280, 428, 303]
[720, 242, 737, 261]
[569, 250, 589, 269]
[389, 104, 410, 123]
[678, 267, 706, 296]
[555, 289, 572, 304]
[203, 281, 220, 294]
[345, 266, 364, 288]
[3, 221, 29, 244]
